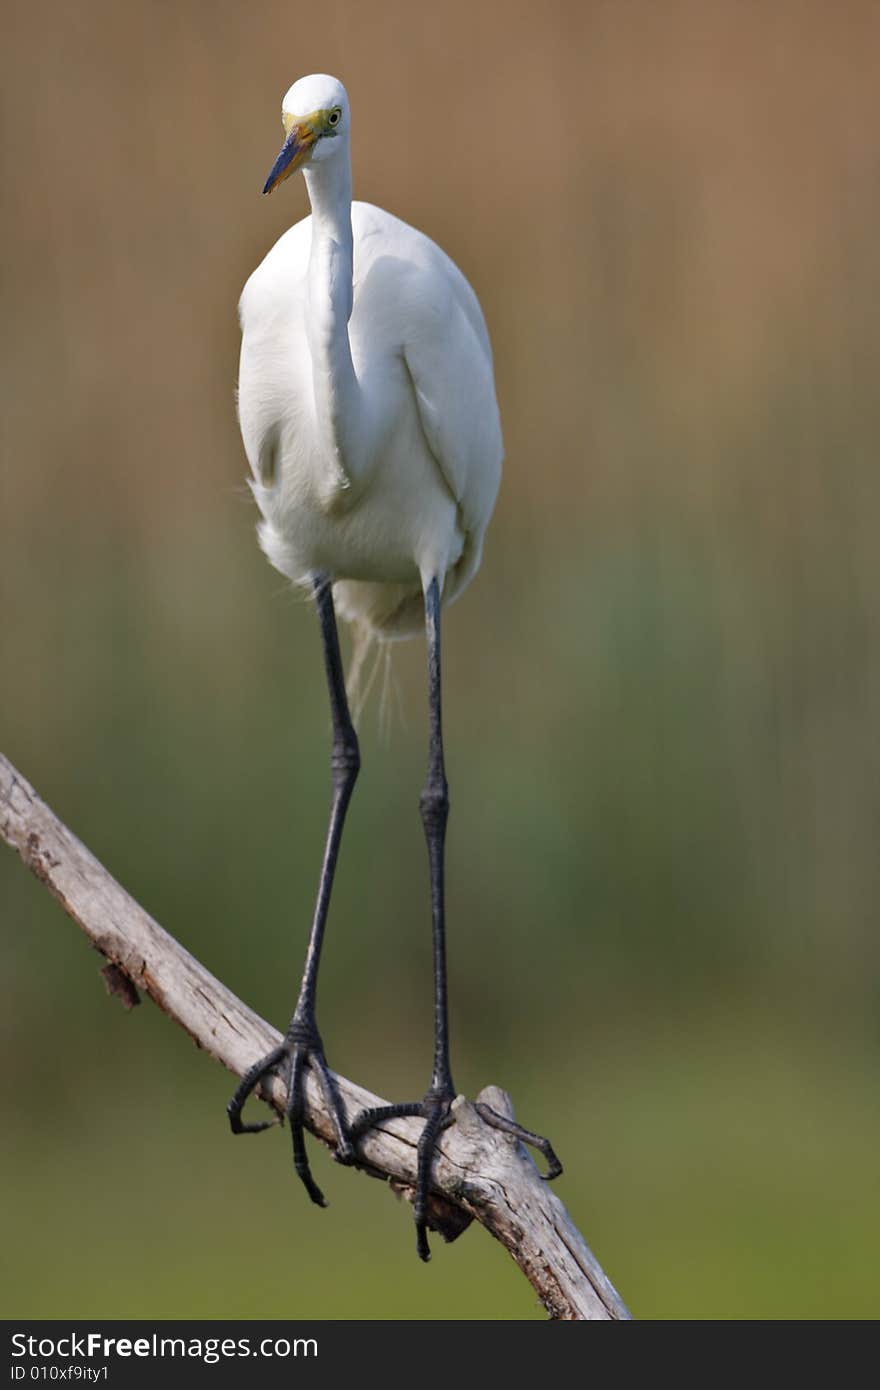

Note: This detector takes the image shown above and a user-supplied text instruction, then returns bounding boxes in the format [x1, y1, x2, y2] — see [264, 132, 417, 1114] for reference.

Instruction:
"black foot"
[348, 1092, 455, 1261]
[227, 1020, 353, 1208]
[346, 1095, 558, 1262]
[348, 1091, 561, 1261]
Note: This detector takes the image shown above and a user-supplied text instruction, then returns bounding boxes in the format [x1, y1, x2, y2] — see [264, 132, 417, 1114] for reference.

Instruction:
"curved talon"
[288, 1048, 327, 1207]
[473, 1102, 563, 1181]
[414, 1103, 446, 1262]
[415, 1223, 431, 1263]
[227, 1043, 288, 1134]
[228, 1113, 277, 1135]
[309, 1049, 354, 1165]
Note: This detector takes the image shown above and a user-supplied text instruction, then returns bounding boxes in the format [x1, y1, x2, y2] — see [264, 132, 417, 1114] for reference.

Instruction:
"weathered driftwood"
[0, 752, 630, 1321]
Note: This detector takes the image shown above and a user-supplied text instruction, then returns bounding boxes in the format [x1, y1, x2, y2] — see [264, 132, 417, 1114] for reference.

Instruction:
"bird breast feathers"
[239, 203, 502, 540]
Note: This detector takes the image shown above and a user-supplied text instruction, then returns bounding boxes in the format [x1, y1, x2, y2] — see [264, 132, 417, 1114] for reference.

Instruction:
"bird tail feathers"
[343, 618, 402, 738]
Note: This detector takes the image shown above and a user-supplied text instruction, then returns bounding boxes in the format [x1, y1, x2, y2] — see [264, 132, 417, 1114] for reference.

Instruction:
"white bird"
[227, 73, 559, 1262]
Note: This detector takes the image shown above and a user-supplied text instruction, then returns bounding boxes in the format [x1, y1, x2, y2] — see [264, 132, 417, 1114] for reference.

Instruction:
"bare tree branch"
[0, 752, 631, 1321]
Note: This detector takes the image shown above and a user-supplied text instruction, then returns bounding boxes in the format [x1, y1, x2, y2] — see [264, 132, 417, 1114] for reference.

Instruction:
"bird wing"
[400, 242, 503, 567]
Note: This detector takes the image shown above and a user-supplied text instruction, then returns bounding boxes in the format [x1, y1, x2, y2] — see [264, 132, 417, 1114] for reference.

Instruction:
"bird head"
[263, 74, 350, 195]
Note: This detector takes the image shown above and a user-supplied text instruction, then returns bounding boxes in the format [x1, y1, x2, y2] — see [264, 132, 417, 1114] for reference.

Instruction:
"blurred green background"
[3, 0, 879, 1320]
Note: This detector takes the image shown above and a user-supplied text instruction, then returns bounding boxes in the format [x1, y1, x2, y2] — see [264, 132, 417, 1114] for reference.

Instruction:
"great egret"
[228, 73, 560, 1261]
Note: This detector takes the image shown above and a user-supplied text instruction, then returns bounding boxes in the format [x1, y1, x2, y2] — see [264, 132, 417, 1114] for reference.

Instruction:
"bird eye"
[328, 109, 341, 127]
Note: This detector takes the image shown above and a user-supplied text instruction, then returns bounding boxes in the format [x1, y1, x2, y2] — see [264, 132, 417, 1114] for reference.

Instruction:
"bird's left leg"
[348, 577, 561, 1260]
[227, 574, 357, 1206]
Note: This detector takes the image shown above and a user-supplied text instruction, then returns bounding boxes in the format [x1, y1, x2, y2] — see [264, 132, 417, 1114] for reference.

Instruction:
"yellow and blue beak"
[262, 113, 322, 195]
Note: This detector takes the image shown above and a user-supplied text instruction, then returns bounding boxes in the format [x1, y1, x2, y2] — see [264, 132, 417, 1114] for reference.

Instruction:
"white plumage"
[237, 73, 503, 638]
[228, 76, 559, 1259]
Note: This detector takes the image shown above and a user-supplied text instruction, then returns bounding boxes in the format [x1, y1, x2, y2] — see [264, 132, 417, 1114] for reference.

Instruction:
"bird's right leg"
[227, 574, 357, 1205]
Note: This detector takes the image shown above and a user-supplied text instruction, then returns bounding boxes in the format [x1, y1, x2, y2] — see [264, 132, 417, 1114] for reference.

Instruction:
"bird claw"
[349, 1091, 562, 1259]
[348, 1091, 462, 1262]
[226, 1042, 288, 1134]
[227, 1030, 353, 1206]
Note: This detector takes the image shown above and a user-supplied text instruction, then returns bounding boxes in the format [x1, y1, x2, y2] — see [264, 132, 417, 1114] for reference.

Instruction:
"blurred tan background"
[3, 0, 879, 1318]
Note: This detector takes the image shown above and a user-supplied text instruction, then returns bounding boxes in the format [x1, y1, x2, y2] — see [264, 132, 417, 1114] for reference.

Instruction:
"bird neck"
[303, 153, 364, 498]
